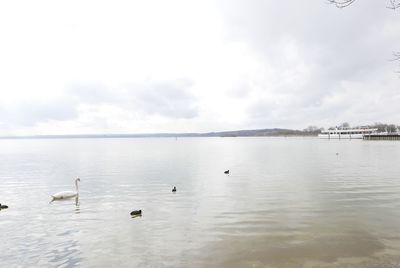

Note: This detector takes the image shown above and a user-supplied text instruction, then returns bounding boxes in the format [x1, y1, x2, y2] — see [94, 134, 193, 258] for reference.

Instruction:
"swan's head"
[76, 178, 81, 182]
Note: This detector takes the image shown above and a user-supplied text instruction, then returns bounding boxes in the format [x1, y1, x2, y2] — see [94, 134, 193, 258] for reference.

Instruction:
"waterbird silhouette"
[224, 170, 230, 174]
[130, 210, 142, 216]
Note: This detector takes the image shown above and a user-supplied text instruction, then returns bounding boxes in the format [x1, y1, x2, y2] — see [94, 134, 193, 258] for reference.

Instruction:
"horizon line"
[0, 127, 312, 139]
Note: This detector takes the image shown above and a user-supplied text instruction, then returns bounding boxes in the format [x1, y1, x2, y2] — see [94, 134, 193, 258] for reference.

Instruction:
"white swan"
[50, 178, 80, 203]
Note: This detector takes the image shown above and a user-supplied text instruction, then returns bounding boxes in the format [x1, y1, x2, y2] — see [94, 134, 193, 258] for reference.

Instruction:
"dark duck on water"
[130, 210, 142, 216]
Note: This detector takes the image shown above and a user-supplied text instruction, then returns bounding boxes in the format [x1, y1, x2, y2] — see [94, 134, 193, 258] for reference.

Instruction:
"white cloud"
[0, 0, 399, 135]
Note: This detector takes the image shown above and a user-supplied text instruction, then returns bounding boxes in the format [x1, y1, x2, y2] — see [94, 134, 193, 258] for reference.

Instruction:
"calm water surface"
[1, 137, 400, 267]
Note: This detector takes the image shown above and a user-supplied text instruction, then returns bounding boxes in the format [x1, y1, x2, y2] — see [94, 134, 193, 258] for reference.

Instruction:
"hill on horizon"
[0, 128, 319, 139]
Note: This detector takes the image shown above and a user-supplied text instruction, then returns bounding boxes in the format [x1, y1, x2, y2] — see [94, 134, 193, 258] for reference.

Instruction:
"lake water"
[1, 137, 400, 267]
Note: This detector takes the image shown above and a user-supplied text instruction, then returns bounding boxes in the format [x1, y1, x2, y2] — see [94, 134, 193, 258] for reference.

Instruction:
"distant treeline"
[0, 128, 319, 139]
[205, 128, 318, 137]
[303, 122, 400, 135]
[1, 123, 398, 139]
[359, 123, 399, 133]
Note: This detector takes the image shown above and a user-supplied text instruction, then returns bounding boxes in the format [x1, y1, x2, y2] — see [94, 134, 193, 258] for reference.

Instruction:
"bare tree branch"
[327, 0, 356, 8]
[392, 52, 400, 61]
[391, 52, 400, 76]
[328, 0, 400, 9]
[387, 0, 400, 9]
[329, 0, 400, 75]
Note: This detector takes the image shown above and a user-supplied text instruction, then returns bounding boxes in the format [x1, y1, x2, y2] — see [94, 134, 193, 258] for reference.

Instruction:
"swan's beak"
[77, 178, 81, 182]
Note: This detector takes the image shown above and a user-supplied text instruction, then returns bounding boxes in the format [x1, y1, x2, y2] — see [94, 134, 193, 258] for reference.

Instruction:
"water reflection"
[47, 234, 82, 268]
[1, 138, 400, 267]
[74, 196, 80, 213]
[193, 222, 386, 267]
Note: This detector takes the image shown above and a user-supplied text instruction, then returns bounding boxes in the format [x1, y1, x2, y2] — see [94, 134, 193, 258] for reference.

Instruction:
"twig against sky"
[327, 0, 356, 8]
[387, 0, 400, 9]
[328, 0, 400, 9]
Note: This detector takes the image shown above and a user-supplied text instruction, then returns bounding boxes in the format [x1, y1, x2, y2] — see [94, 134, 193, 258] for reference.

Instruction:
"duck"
[0, 203, 8, 209]
[224, 170, 230, 174]
[172, 186, 177, 192]
[50, 178, 80, 203]
[130, 210, 142, 216]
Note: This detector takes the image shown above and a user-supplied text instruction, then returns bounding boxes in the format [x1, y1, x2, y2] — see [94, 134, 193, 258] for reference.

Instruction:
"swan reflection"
[74, 197, 80, 214]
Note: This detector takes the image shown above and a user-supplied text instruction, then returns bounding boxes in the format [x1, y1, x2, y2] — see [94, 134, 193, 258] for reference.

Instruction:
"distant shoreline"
[0, 128, 319, 139]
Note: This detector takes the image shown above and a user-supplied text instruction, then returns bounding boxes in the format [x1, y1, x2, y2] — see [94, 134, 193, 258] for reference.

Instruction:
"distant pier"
[363, 134, 400, 141]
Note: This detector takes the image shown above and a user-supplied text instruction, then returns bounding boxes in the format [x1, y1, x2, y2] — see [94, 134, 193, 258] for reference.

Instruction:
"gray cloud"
[132, 80, 198, 119]
[0, 78, 198, 129]
[67, 79, 199, 119]
[0, 99, 78, 127]
[1, 0, 398, 134]
[217, 0, 400, 127]
[68, 81, 115, 104]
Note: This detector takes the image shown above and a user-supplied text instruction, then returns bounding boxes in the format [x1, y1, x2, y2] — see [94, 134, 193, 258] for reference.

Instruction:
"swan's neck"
[75, 180, 79, 193]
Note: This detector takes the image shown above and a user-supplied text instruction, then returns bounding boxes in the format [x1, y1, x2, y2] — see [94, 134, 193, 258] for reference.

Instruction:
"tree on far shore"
[371, 122, 398, 133]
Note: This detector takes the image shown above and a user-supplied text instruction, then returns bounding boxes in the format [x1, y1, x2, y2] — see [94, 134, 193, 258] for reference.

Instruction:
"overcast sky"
[0, 0, 399, 135]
